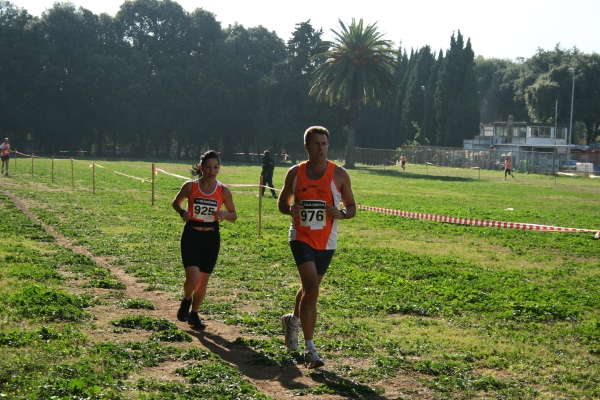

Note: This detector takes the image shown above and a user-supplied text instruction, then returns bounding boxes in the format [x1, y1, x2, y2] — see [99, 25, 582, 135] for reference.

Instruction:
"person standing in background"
[261, 150, 277, 198]
[1, 138, 10, 176]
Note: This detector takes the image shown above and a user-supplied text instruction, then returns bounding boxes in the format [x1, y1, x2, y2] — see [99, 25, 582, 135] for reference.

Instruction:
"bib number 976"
[300, 209, 324, 222]
[299, 200, 327, 229]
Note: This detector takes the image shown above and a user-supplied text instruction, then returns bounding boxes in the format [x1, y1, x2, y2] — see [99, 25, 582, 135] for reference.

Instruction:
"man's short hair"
[263, 150, 269, 156]
[304, 126, 329, 145]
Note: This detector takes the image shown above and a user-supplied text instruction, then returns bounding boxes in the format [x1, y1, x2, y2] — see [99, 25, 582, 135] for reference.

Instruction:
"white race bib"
[193, 198, 218, 222]
[300, 200, 326, 230]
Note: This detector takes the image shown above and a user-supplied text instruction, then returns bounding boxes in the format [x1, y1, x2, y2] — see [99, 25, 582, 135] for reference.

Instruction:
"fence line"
[345, 146, 599, 176]
[5, 154, 598, 238]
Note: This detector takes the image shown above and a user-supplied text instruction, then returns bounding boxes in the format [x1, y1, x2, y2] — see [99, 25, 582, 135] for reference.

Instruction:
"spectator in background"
[261, 150, 277, 198]
[401, 153, 407, 171]
[1, 138, 10, 176]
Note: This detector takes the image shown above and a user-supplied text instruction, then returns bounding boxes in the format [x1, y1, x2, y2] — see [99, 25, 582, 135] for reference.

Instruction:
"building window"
[555, 127, 566, 139]
[529, 126, 551, 138]
[495, 126, 507, 136]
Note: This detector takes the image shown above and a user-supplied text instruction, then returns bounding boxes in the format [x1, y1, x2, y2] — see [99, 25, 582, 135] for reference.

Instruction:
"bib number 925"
[194, 205, 214, 216]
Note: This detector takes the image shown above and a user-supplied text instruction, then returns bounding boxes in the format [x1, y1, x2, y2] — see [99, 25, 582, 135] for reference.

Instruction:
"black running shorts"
[289, 240, 335, 276]
[180, 223, 220, 274]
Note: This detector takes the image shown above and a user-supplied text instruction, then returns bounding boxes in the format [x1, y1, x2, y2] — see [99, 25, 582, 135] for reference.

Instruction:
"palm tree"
[309, 18, 398, 168]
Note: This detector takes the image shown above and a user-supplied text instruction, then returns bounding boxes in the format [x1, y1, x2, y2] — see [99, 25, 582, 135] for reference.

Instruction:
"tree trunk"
[344, 98, 359, 169]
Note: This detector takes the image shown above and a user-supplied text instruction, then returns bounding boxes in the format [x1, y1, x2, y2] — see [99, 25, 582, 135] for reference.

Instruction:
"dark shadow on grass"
[186, 328, 305, 392]
[353, 165, 477, 182]
[186, 329, 388, 398]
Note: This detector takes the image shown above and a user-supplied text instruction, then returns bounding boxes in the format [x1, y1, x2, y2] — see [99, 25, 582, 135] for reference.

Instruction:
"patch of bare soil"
[4, 190, 431, 399]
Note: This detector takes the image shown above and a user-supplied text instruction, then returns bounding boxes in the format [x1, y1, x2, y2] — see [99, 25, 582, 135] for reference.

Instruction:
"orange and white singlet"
[186, 179, 224, 227]
[506, 159, 511, 170]
[0, 143, 9, 156]
[289, 161, 341, 250]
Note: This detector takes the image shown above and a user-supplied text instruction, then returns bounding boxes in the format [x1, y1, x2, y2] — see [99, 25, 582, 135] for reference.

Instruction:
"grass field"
[1, 157, 599, 399]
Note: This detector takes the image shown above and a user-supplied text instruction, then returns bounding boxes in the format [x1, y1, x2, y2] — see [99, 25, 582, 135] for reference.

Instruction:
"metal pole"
[568, 68, 575, 163]
[553, 100, 558, 176]
[151, 163, 155, 206]
[421, 86, 426, 142]
[258, 176, 263, 236]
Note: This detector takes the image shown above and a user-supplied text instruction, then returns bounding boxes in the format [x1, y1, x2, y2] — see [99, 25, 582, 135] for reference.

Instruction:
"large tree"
[434, 31, 480, 147]
[309, 18, 398, 168]
[400, 46, 435, 144]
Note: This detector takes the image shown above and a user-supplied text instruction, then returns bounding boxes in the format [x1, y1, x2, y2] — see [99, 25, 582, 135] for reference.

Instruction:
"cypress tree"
[434, 31, 480, 147]
[424, 49, 443, 145]
[400, 46, 435, 144]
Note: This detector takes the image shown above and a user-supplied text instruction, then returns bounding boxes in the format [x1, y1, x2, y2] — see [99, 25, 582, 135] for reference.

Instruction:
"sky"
[9, 0, 600, 60]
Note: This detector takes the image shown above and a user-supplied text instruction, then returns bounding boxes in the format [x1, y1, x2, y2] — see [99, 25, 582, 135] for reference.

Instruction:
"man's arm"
[277, 165, 302, 217]
[331, 166, 356, 220]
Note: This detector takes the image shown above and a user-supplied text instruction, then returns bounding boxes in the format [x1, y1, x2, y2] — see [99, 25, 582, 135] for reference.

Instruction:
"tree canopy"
[1, 0, 598, 160]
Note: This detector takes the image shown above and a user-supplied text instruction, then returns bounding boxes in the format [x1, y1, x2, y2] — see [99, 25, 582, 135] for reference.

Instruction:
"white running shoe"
[281, 313, 299, 350]
[304, 349, 324, 369]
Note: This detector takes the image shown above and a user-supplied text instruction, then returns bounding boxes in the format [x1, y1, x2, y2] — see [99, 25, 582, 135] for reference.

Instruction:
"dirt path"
[4, 190, 428, 399]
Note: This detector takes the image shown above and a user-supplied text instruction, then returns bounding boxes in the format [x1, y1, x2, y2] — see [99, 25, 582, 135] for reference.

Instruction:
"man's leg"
[266, 176, 277, 197]
[295, 261, 321, 340]
[295, 262, 325, 368]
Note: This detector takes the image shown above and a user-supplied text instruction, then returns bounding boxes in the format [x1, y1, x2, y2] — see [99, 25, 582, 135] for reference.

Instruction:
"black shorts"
[180, 223, 220, 274]
[290, 240, 335, 276]
[1, 155, 8, 162]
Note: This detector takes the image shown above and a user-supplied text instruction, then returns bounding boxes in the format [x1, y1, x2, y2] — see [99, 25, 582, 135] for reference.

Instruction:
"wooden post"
[92, 162, 95, 194]
[152, 163, 155, 206]
[258, 175, 263, 236]
[52, 157, 54, 183]
[479, 167, 481, 179]
[71, 158, 74, 189]
[31, 153, 34, 176]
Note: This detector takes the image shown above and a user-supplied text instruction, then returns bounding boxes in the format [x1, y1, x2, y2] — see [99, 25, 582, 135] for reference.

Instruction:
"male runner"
[277, 126, 356, 369]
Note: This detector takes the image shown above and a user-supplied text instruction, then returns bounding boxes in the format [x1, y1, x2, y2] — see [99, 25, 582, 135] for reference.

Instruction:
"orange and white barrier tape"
[357, 204, 600, 238]
[94, 163, 147, 183]
[155, 167, 188, 180]
[155, 168, 281, 191]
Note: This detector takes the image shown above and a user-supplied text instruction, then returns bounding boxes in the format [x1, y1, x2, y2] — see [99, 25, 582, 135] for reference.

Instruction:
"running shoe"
[188, 312, 207, 330]
[304, 349, 324, 369]
[281, 313, 299, 350]
[177, 298, 191, 322]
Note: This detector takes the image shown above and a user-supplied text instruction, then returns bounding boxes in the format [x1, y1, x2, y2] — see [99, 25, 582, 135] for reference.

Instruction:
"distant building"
[464, 116, 569, 155]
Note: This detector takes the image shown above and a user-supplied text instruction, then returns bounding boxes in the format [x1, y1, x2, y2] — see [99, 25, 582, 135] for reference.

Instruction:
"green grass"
[1, 159, 599, 398]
